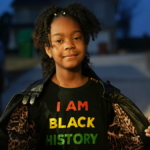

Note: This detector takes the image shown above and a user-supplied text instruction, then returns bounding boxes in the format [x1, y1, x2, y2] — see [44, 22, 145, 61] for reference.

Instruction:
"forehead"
[50, 16, 82, 35]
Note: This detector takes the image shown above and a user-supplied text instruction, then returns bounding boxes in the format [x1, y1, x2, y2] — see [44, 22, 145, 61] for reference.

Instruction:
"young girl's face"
[45, 16, 87, 71]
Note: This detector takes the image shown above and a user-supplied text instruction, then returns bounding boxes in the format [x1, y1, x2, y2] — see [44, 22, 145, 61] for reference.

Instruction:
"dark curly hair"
[33, 3, 101, 77]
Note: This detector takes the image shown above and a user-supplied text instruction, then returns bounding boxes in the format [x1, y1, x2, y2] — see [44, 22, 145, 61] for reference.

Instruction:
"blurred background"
[0, 0, 150, 116]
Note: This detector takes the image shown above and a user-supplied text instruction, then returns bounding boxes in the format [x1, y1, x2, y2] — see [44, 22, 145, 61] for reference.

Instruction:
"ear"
[45, 44, 52, 58]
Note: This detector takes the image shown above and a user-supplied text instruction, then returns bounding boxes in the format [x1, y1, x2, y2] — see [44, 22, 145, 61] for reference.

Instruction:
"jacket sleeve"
[0, 123, 9, 149]
[115, 91, 150, 150]
[0, 94, 24, 149]
[0, 77, 45, 150]
[103, 82, 150, 150]
[6, 105, 37, 150]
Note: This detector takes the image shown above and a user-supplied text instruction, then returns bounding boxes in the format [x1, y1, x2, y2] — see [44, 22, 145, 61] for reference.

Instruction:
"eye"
[74, 37, 80, 40]
[56, 40, 62, 43]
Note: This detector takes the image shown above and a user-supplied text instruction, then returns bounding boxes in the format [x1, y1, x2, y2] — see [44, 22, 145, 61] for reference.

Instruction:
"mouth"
[63, 54, 78, 58]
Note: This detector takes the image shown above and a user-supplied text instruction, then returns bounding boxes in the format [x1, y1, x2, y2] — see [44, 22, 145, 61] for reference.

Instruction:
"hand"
[145, 117, 150, 137]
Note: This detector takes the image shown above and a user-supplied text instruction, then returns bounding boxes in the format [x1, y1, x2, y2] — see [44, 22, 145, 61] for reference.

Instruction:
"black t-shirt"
[29, 78, 114, 150]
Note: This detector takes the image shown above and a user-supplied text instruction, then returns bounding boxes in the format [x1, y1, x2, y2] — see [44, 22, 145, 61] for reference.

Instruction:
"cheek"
[81, 45, 87, 54]
[51, 45, 60, 54]
[79, 41, 87, 51]
[51, 47, 62, 61]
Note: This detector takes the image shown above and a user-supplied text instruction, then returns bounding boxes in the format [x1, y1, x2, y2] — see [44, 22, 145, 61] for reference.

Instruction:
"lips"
[63, 54, 78, 58]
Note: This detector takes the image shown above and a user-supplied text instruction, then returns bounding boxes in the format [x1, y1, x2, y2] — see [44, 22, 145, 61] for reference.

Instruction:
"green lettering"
[65, 134, 73, 145]
[73, 133, 83, 144]
[54, 134, 56, 145]
[90, 134, 98, 144]
[84, 133, 90, 144]
[57, 134, 65, 145]
[46, 135, 52, 145]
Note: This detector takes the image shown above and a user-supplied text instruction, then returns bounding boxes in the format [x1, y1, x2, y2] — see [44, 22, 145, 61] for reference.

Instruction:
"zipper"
[29, 93, 39, 105]
[22, 93, 31, 105]
[2, 92, 32, 116]
[2, 91, 40, 117]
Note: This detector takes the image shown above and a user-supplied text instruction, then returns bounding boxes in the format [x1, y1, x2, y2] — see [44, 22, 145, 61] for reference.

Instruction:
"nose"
[64, 40, 75, 50]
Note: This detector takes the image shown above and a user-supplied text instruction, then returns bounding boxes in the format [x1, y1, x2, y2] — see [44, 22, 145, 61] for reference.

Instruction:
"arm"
[6, 105, 37, 150]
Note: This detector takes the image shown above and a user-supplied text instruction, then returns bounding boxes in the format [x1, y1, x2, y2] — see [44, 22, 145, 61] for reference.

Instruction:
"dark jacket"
[0, 69, 150, 149]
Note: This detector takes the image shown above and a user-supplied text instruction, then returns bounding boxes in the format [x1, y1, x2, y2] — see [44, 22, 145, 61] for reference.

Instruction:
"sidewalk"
[2, 52, 150, 117]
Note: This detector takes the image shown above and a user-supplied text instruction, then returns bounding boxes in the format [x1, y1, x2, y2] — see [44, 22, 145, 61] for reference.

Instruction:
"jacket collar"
[23, 69, 55, 93]
[24, 67, 100, 94]
[22, 68, 118, 106]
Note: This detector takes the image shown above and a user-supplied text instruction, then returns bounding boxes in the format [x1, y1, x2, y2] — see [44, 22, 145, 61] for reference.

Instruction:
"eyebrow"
[72, 30, 82, 34]
[52, 30, 82, 37]
[52, 33, 63, 37]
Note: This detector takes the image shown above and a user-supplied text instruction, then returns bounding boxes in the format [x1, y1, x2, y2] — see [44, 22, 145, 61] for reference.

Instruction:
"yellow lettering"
[58, 118, 66, 128]
[67, 117, 78, 128]
[49, 117, 95, 129]
[49, 118, 57, 129]
[87, 117, 95, 128]
[78, 116, 86, 128]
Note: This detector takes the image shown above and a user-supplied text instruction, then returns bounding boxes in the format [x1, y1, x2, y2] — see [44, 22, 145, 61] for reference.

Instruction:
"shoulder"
[0, 75, 50, 122]
[23, 75, 49, 93]
[23, 69, 56, 93]
[95, 74, 121, 99]
[83, 67, 121, 95]
[19, 75, 50, 106]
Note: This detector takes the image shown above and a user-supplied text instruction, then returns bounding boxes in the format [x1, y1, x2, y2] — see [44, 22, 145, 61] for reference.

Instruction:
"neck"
[52, 67, 88, 88]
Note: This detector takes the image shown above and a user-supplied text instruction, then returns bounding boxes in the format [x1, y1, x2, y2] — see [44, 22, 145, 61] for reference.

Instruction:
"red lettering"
[66, 101, 77, 111]
[78, 101, 88, 111]
[57, 102, 60, 112]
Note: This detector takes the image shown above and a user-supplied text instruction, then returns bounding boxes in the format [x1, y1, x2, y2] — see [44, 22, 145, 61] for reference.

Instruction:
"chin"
[65, 64, 82, 71]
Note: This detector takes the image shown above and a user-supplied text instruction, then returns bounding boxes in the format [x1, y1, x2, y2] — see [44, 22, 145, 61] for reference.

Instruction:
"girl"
[0, 3, 150, 150]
